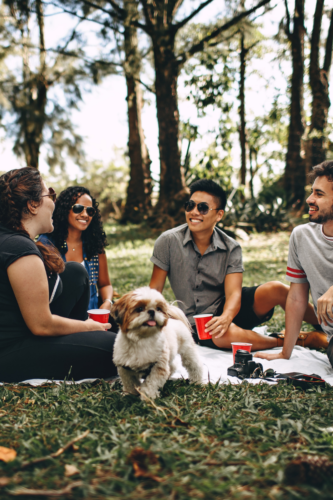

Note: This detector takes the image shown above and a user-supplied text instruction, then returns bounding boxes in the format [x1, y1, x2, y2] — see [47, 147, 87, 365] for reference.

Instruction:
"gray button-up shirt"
[150, 223, 244, 325]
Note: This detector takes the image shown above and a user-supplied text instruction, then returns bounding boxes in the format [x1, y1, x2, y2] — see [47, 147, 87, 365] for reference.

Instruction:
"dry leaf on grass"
[0, 447, 17, 463]
[128, 447, 163, 482]
[64, 464, 80, 477]
[0, 477, 10, 487]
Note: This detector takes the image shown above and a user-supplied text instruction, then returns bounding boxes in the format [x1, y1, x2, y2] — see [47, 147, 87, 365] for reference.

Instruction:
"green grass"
[1, 228, 333, 499]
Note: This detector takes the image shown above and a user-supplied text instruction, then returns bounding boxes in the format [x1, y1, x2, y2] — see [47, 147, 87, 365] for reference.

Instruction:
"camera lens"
[235, 350, 253, 365]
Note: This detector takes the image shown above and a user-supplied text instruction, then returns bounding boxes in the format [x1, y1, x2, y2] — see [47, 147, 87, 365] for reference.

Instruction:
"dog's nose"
[148, 310, 155, 317]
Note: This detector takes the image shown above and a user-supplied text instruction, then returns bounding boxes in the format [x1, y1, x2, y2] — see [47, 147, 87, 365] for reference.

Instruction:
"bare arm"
[206, 273, 242, 338]
[255, 282, 309, 361]
[97, 253, 113, 311]
[149, 265, 168, 293]
[8, 255, 110, 336]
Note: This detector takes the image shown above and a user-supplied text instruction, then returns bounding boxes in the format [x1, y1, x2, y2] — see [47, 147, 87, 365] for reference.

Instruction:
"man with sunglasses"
[149, 179, 324, 351]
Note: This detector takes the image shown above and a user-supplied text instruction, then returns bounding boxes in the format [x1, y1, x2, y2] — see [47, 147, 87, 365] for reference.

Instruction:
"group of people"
[0, 161, 332, 383]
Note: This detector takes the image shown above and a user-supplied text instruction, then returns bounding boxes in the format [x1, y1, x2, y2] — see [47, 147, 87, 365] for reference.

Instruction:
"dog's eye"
[156, 307, 162, 312]
[135, 307, 144, 313]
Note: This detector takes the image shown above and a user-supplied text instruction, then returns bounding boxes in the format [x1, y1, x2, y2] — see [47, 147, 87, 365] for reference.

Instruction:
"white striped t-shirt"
[286, 222, 333, 338]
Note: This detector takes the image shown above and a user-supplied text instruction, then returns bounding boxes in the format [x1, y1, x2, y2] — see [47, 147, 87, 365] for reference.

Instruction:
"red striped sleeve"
[286, 266, 306, 279]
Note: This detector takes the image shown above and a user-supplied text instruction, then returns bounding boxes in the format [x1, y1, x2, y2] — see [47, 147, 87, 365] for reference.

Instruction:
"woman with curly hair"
[0, 167, 117, 382]
[39, 186, 113, 312]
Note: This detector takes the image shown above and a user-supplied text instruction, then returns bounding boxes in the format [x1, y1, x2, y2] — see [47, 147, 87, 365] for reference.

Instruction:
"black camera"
[227, 350, 263, 379]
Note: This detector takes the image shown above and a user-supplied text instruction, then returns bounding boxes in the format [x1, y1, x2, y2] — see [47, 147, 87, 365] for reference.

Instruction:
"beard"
[309, 204, 333, 224]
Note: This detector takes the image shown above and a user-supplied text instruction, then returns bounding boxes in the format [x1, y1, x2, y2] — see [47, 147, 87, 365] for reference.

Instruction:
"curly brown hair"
[0, 167, 65, 273]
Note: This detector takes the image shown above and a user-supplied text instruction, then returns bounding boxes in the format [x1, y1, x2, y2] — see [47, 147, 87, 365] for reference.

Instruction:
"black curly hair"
[51, 186, 107, 260]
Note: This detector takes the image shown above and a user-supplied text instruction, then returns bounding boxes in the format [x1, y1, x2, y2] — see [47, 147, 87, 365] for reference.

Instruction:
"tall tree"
[307, 0, 333, 170]
[121, 0, 152, 222]
[0, 0, 89, 169]
[68, 0, 271, 219]
[284, 0, 306, 205]
[138, 0, 271, 216]
[55, 0, 153, 221]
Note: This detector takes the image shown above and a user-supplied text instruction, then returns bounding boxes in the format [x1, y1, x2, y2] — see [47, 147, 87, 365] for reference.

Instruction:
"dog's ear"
[111, 295, 128, 325]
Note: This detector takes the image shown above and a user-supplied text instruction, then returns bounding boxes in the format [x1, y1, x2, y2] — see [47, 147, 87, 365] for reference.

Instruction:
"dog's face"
[111, 287, 168, 336]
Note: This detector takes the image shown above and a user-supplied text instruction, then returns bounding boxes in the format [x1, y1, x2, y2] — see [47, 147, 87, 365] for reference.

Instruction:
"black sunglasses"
[184, 200, 220, 215]
[41, 187, 57, 202]
[71, 204, 96, 217]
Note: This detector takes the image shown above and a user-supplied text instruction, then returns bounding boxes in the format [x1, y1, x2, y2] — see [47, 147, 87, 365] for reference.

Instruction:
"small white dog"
[111, 287, 203, 400]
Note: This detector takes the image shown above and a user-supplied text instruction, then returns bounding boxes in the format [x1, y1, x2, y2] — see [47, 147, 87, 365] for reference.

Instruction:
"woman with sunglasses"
[39, 186, 113, 312]
[0, 167, 117, 383]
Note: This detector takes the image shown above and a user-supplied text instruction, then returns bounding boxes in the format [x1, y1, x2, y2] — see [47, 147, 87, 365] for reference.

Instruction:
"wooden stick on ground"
[20, 430, 90, 469]
[9, 480, 83, 497]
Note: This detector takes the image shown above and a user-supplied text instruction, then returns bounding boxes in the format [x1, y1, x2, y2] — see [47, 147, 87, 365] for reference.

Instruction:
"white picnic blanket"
[1, 328, 332, 386]
[172, 344, 333, 385]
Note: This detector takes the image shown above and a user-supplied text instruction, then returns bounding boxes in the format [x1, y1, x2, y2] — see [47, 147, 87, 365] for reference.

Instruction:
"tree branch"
[284, 0, 291, 40]
[80, 0, 123, 19]
[323, 8, 333, 75]
[140, 0, 154, 30]
[136, 77, 155, 93]
[176, 0, 271, 65]
[173, 0, 215, 32]
[106, 0, 126, 17]
[310, 0, 324, 82]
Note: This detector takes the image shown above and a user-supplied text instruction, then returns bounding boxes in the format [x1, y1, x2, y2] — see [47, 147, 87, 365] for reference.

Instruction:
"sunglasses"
[184, 200, 221, 215]
[71, 204, 96, 217]
[41, 187, 57, 202]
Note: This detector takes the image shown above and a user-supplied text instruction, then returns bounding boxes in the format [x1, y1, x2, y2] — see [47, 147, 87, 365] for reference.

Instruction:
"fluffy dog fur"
[111, 287, 203, 400]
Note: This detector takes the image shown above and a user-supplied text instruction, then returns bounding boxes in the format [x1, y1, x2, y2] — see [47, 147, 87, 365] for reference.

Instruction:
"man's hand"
[254, 351, 289, 361]
[316, 286, 333, 326]
[205, 314, 233, 339]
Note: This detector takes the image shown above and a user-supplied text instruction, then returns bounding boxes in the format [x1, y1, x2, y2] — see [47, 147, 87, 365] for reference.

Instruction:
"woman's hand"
[254, 351, 289, 361]
[205, 314, 233, 339]
[100, 300, 112, 311]
[85, 318, 111, 331]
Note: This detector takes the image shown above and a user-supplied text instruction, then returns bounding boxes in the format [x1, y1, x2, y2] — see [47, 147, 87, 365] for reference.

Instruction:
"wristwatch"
[104, 298, 113, 306]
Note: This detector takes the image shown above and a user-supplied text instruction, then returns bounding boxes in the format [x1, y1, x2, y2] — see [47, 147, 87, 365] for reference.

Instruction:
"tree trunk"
[152, 33, 186, 217]
[249, 147, 254, 199]
[239, 33, 247, 186]
[284, 0, 306, 205]
[18, 0, 47, 169]
[307, 2, 333, 170]
[122, 0, 152, 223]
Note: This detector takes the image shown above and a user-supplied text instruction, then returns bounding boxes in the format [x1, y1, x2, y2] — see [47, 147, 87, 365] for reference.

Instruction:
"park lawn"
[1, 228, 333, 499]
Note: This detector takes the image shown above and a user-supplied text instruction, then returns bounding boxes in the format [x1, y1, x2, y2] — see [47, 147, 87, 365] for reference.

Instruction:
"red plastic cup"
[88, 309, 110, 324]
[231, 342, 252, 364]
[194, 314, 213, 340]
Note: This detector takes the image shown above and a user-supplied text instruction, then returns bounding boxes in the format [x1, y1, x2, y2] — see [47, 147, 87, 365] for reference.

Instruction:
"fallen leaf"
[72, 444, 79, 451]
[64, 464, 80, 477]
[128, 447, 163, 482]
[0, 477, 10, 487]
[0, 447, 17, 463]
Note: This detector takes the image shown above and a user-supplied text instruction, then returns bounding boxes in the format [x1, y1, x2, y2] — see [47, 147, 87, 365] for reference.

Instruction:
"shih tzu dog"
[111, 287, 203, 400]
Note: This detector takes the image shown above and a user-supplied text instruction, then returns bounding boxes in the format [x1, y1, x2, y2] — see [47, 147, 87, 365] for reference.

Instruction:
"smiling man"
[256, 161, 333, 365]
[149, 179, 325, 351]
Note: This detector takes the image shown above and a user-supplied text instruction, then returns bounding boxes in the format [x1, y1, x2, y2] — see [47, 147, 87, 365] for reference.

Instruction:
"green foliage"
[45, 155, 129, 220]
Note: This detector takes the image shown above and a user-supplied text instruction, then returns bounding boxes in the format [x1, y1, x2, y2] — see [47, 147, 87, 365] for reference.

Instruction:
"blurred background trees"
[0, 0, 333, 231]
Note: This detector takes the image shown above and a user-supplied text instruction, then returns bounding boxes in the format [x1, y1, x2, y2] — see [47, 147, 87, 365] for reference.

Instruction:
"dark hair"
[51, 186, 107, 260]
[0, 167, 65, 273]
[308, 160, 333, 184]
[189, 179, 226, 210]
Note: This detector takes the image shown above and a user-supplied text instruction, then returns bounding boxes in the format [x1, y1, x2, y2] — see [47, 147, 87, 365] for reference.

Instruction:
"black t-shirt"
[0, 224, 60, 349]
